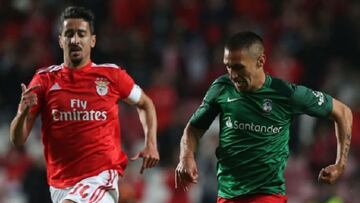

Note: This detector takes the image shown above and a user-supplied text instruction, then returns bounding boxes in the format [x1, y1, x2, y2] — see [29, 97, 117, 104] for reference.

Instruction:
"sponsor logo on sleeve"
[312, 91, 324, 106]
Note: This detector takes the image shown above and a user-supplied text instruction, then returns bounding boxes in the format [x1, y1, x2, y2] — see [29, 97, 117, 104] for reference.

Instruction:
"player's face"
[223, 48, 263, 92]
[59, 18, 96, 67]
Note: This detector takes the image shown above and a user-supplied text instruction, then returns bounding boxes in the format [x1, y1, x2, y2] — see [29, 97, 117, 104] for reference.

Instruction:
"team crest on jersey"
[262, 99, 272, 113]
[95, 78, 110, 96]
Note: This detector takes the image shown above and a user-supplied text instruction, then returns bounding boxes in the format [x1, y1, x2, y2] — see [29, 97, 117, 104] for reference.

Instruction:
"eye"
[232, 64, 245, 70]
[227, 64, 245, 70]
[78, 31, 86, 37]
[64, 30, 74, 38]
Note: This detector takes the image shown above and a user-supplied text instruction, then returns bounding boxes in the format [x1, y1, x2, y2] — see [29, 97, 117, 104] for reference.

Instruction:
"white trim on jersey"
[37, 64, 63, 73]
[92, 63, 119, 69]
[124, 84, 142, 105]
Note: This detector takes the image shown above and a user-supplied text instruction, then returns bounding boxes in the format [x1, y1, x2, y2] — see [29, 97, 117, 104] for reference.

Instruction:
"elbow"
[10, 135, 26, 147]
[332, 99, 353, 133]
[9, 115, 31, 147]
[137, 93, 155, 110]
[185, 123, 205, 140]
[147, 98, 155, 110]
[335, 103, 353, 133]
[344, 105, 353, 130]
[12, 141, 25, 147]
[9, 128, 27, 147]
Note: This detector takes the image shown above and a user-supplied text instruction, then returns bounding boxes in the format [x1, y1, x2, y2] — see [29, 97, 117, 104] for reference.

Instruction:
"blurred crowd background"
[0, 0, 360, 202]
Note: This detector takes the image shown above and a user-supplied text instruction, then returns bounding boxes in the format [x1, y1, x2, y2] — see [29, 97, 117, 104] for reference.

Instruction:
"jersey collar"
[63, 60, 92, 72]
[262, 74, 271, 88]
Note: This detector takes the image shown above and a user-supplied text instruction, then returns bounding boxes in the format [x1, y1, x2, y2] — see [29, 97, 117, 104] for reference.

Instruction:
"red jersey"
[28, 61, 140, 188]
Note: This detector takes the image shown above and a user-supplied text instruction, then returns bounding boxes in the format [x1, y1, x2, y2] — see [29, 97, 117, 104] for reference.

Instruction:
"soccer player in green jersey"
[175, 31, 353, 203]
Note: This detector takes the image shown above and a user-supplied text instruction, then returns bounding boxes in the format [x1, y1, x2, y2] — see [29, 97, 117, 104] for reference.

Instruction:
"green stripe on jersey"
[190, 74, 333, 198]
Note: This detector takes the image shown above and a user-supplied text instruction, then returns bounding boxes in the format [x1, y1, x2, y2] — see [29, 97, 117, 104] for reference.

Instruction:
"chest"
[218, 90, 292, 126]
[44, 72, 118, 111]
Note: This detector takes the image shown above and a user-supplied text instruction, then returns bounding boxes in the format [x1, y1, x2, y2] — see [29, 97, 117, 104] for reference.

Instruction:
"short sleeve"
[189, 83, 221, 130]
[290, 85, 333, 118]
[28, 73, 46, 115]
[117, 68, 136, 99]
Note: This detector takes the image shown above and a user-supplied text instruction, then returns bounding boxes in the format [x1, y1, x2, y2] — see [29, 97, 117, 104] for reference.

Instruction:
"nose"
[70, 33, 80, 44]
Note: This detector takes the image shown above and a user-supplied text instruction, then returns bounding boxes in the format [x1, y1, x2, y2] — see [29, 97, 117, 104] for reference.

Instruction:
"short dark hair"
[59, 6, 95, 34]
[225, 31, 263, 51]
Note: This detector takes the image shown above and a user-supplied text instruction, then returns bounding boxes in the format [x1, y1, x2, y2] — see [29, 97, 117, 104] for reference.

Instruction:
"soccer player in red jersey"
[9, 6, 159, 203]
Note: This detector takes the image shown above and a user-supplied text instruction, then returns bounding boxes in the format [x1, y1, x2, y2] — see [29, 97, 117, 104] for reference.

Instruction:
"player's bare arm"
[130, 91, 160, 174]
[318, 98, 352, 184]
[175, 123, 205, 191]
[10, 83, 40, 146]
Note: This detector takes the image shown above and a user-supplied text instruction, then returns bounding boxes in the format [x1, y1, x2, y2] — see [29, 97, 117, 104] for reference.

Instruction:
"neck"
[250, 71, 266, 91]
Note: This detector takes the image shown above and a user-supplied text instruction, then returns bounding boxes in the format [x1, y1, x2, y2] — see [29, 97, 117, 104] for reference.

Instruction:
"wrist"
[180, 153, 195, 160]
[16, 109, 28, 118]
[336, 162, 346, 171]
[17, 104, 29, 116]
[145, 140, 157, 149]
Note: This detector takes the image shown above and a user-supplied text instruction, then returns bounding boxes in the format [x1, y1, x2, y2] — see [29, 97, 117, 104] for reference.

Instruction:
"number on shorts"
[69, 183, 90, 198]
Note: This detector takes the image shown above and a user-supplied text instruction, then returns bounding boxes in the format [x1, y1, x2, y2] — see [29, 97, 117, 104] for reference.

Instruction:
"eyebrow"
[64, 29, 87, 34]
[225, 63, 245, 69]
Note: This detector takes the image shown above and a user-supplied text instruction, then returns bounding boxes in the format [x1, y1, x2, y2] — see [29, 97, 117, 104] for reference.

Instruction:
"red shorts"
[217, 194, 288, 203]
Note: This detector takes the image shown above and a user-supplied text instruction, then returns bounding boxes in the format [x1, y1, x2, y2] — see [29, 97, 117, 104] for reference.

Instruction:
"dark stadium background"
[0, 0, 359, 202]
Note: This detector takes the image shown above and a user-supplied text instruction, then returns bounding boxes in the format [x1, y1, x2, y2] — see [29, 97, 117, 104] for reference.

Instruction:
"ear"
[257, 54, 266, 68]
[91, 35, 96, 48]
[59, 35, 64, 49]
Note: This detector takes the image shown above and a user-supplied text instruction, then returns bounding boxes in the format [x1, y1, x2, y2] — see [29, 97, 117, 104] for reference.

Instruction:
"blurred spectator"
[22, 159, 51, 203]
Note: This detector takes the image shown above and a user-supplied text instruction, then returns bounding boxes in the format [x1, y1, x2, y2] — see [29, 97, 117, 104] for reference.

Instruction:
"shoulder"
[268, 76, 324, 104]
[36, 64, 63, 75]
[268, 75, 296, 98]
[92, 63, 135, 88]
[91, 63, 131, 77]
[208, 74, 233, 93]
[34, 65, 63, 85]
[212, 74, 233, 86]
[204, 74, 231, 101]
[91, 63, 122, 70]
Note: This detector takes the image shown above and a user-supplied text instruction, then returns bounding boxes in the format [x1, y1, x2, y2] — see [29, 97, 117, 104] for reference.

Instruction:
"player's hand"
[18, 83, 40, 115]
[175, 157, 198, 191]
[130, 145, 159, 174]
[318, 164, 345, 184]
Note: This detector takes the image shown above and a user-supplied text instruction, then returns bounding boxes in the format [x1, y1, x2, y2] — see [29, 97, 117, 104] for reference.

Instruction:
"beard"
[69, 50, 83, 67]
[70, 57, 82, 67]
